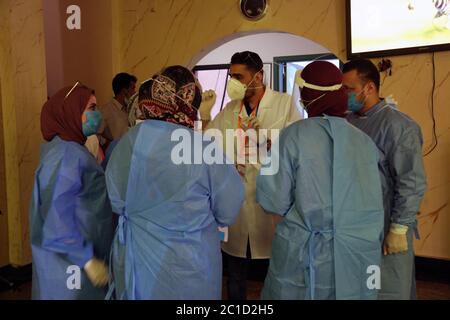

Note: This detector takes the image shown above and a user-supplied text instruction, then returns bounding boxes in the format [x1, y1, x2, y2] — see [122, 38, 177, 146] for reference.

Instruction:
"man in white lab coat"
[201, 51, 301, 300]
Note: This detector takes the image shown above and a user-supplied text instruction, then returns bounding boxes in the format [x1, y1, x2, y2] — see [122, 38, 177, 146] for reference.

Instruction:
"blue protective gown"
[105, 120, 244, 300]
[30, 136, 113, 300]
[257, 116, 384, 300]
[347, 100, 427, 299]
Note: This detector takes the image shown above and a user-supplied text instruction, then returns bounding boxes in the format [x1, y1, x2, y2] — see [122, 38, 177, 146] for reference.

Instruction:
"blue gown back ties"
[257, 116, 384, 300]
[105, 120, 244, 300]
[30, 136, 113, 300]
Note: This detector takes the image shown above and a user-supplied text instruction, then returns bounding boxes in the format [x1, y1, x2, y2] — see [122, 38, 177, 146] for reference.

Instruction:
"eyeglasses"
[64, 81, 81, 100]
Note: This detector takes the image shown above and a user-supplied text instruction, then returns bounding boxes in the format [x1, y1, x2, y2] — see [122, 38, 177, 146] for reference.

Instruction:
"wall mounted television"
[347, 0, 450, 59]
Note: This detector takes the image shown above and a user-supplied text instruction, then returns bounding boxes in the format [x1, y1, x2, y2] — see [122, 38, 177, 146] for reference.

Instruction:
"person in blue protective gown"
[30, 83, 113, 300]
[256, 61, 385, 300]
[343, 59, 427, 300]
[105, 66, 244, 300]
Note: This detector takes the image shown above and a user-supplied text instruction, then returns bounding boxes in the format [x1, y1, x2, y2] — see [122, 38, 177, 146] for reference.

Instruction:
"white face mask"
[226, 78, 247, 101]
[226, 70, 263, 101]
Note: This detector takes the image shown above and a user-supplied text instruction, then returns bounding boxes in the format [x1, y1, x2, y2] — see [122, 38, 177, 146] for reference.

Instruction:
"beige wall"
[0, 77, 9, 267]
[0, 0, 15, 267]
[380, 53, 450, 259]
[0, 0, 448, 265]
[42, 0, 64, 98]
[43, 0, 115, 104]
[0, 0, 48, 266]
[115, 0, 348, 83]
[115, 0, 449, 259]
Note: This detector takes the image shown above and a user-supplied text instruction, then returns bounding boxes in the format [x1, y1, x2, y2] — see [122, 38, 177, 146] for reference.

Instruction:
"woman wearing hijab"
[105, 65, 244, 300]
[30, 83, 113, 299]
[256, 61, 384, 300]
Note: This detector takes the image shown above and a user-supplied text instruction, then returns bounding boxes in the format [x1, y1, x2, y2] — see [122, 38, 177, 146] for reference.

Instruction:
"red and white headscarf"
[138, 66, 202, 129]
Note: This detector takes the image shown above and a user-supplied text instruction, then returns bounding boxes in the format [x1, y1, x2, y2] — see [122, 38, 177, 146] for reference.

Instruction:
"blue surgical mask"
[82, 111, 102, 137]
[347, 91, 365, 112]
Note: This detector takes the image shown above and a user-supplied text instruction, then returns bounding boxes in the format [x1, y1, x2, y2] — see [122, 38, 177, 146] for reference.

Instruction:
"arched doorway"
[189, 31, 342, 119]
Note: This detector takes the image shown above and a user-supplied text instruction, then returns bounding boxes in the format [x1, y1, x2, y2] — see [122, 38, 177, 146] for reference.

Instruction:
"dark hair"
[112, 72, 137, 95]
[343, 59, 380, 91]
[230, 51, 264, 74]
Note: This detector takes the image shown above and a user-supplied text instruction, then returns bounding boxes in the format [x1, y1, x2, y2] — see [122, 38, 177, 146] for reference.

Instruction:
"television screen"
[347, 0, 450, 58]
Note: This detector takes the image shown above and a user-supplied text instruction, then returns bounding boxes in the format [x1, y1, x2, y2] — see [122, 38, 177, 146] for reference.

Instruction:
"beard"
[243, 83, 261, 102]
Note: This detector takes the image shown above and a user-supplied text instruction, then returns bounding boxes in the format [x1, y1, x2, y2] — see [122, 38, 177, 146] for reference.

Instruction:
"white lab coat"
[207, 88, 302, 258]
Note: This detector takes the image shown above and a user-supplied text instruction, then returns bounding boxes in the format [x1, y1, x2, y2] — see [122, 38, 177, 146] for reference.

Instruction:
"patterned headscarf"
[138, 65, 202, 129]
